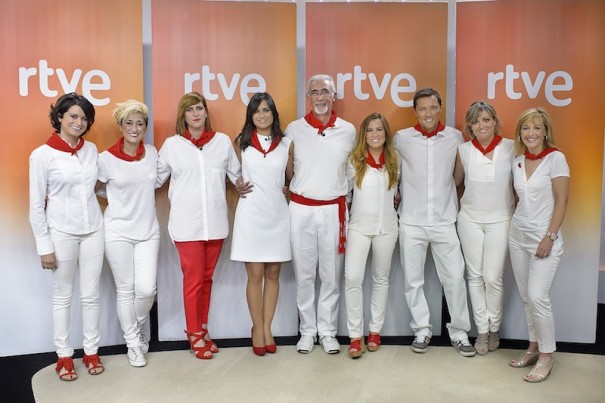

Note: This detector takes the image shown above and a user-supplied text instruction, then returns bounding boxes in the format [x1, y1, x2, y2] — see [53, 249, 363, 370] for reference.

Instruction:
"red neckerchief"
[107, 138, 145, 162]
[414, 122, 445, 138]
[472, 135, 502, 155]
[366, 150, 385, 169]
[525, 147, 558, 160]
[46, 132, 84, 155]
[183, 129, 216, 149]
[304, 111, 337, 135]
[250, 130, 281, 158]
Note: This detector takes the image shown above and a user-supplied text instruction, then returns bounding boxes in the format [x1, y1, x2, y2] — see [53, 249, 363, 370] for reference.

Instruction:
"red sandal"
[202, 327, 219, 354]
[185, 330, 213, 359]
[367, 333, 381, 352]
[82, 354, 104, 375]
[55, 357, 77, 381]
[348, 338, 366, 359]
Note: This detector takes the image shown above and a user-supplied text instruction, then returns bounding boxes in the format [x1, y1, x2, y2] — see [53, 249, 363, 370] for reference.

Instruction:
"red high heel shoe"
[251, 328, 266, 356]
[185, 330, 213, 359]
[55, 357, 77, 381]
[201, 326, 219, 354]
[265, 342, 277, 354]
[367, 333, 381, 352]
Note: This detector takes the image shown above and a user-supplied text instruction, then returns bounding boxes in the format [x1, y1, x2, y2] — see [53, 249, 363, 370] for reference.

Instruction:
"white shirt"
[98, 144, 164, 241]
[285, 116, 356, 200]
[394, 125, 463, 226]
[29, 140, 103, 255]
[347, 161, 399, 236]
[158, 133, 240, 241]
[512, 151, 570, 230]
[458, 138, 515, 223]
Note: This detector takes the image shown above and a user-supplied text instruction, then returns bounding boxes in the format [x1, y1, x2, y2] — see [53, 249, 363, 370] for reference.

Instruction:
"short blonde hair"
[464, 101, 501, 138]
[513, 107, 557, 156]
[113, 99, 148, 125]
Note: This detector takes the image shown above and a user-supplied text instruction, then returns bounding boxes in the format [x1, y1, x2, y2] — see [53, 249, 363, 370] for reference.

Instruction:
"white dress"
[231, 135, 292, 262]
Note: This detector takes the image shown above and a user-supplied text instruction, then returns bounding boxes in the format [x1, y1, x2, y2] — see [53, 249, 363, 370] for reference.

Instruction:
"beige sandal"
[474, 333, 488, 356]
[524, 360, 553, 383]
[510, 351, 539, 368]
[488, 331, 500, 351]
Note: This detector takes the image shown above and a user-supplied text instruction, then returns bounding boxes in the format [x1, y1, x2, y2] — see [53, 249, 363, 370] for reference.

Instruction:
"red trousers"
[174, 239, 224, 332]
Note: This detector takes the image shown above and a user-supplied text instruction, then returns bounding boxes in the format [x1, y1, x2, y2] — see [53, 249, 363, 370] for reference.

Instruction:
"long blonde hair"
[350, 113, 398, 190]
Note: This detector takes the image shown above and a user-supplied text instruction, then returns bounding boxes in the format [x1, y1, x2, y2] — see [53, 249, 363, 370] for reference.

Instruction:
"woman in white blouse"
[158, 92, 241, 360]
[98, 100, 166, 367]
[454, 101, 514, 355]
[29, 93, 105, 381]
[508, 108, 569, 383]
[344, 113, 399, 358]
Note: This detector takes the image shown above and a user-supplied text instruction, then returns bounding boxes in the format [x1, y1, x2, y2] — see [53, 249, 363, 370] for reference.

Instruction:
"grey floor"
[33, 345, 605, 402]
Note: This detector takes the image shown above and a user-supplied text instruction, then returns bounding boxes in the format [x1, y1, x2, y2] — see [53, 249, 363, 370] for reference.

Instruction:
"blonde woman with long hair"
[344, 112, 399, 358]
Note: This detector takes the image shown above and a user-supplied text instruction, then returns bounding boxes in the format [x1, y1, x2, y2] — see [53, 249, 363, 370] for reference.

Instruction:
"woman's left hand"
[235, 177, 253, 198]
[535, 237, 553, 258]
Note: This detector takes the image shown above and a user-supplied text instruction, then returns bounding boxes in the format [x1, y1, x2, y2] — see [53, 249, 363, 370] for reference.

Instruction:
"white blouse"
[29, 140, 103, 255]
[458, 138, 515, 223]
[158, 133, 240, 241]
[98, 144, 165, 241]
[512, 151, 570, 231]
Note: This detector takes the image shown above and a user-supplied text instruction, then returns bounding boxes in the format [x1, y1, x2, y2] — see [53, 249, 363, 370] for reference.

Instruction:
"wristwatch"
[546, 232, 558, 241]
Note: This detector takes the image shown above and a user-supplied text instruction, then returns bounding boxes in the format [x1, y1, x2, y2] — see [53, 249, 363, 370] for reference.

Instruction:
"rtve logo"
[19, 60, 111, 106]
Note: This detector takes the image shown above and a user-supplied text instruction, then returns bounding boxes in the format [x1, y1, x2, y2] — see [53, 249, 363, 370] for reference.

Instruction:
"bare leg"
[262, 263, 281, 346]
[246, 262, 265, 347]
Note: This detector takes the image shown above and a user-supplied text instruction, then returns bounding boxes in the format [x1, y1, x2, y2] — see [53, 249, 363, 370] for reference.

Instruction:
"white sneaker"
[127, 346, 147, 367]
[296, 335, 316, 354]
[138, 331, 149, 354]
[320, 336, 341, 354]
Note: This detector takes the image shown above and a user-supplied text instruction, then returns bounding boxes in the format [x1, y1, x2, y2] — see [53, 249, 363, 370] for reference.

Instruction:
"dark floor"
[3, 303, 604, 403]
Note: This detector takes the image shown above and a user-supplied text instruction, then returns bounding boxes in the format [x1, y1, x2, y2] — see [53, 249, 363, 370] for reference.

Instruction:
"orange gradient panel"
[152, 0, 296, 146]
[456, 0, 605, 239]
[0, 0, 143, 216]
[306, 3, 448, 132]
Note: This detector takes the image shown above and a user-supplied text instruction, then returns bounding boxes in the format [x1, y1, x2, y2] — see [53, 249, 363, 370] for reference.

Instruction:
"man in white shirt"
[394, 88, 475, 357]
[285, 74, 356, 354]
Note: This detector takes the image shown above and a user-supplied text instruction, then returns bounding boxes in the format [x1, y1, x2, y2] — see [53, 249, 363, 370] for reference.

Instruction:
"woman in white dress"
[29, 92, 105, 381]
[98, 100, 166, 367]
[508, 108, 569, 383]
[454, 101, 514, 355]
[231, 92, 293, 356]
[344, 112, 399, 358]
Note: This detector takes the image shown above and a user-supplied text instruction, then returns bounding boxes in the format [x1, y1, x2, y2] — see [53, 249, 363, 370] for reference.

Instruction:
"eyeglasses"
[308, 89, 333, 98]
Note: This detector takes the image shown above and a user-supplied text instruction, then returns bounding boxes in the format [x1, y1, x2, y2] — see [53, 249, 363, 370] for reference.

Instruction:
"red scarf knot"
[366, 150, 385, 169]
[414, 122, 445, 138]
[472, 135, 502, 155]
[183, 129, 216, 149]
[250, 130, 281, 158]
[525, 147, 558, 160]
[290, 193, 347, 254]
[304, 111, 337, 136]
[46, 132, 84, 155]
[107, 138, 145, 162]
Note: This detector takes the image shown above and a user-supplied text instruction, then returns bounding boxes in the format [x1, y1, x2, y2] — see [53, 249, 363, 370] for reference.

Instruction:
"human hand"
[394, 191, 401, 210]
[41, 253, 57, 270]
[235, 177, 253, 198]
[535, 237, 553, 258]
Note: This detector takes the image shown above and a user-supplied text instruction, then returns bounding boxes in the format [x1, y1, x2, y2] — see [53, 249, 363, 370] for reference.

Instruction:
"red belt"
[291, 193, 346, 254]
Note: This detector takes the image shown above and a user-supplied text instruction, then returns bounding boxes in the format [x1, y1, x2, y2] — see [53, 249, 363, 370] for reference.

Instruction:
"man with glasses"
[393, 88, 475, 357]
[285, 74, 355, 354]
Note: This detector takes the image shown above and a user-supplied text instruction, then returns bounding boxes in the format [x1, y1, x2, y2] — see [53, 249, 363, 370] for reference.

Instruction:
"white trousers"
[399, 223, 471, 341]
[345, 229, 398, 338]
[290, 202, 344, 337]
[50, 227, 104, 357]
[457, 216, 510, 333]
[509, 224, 563, 353]
[105, 229, 159, 348]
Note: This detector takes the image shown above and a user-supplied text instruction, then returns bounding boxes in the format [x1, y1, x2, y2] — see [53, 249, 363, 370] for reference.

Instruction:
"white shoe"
[320, 336, 340, 354]
[296, 335, 316, 354]
[138, 331, 149, 354]
[127, 346, 147, 367]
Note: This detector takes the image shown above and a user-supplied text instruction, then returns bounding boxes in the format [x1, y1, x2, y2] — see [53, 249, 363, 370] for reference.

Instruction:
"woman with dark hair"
[29, 92, 105, 381]
[508, 107, 569, 383]
[231, 92, 293, 356]
[158, 92, 241, 360]
[344, 112, 399, 358]
[454, 101, 514, 355]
